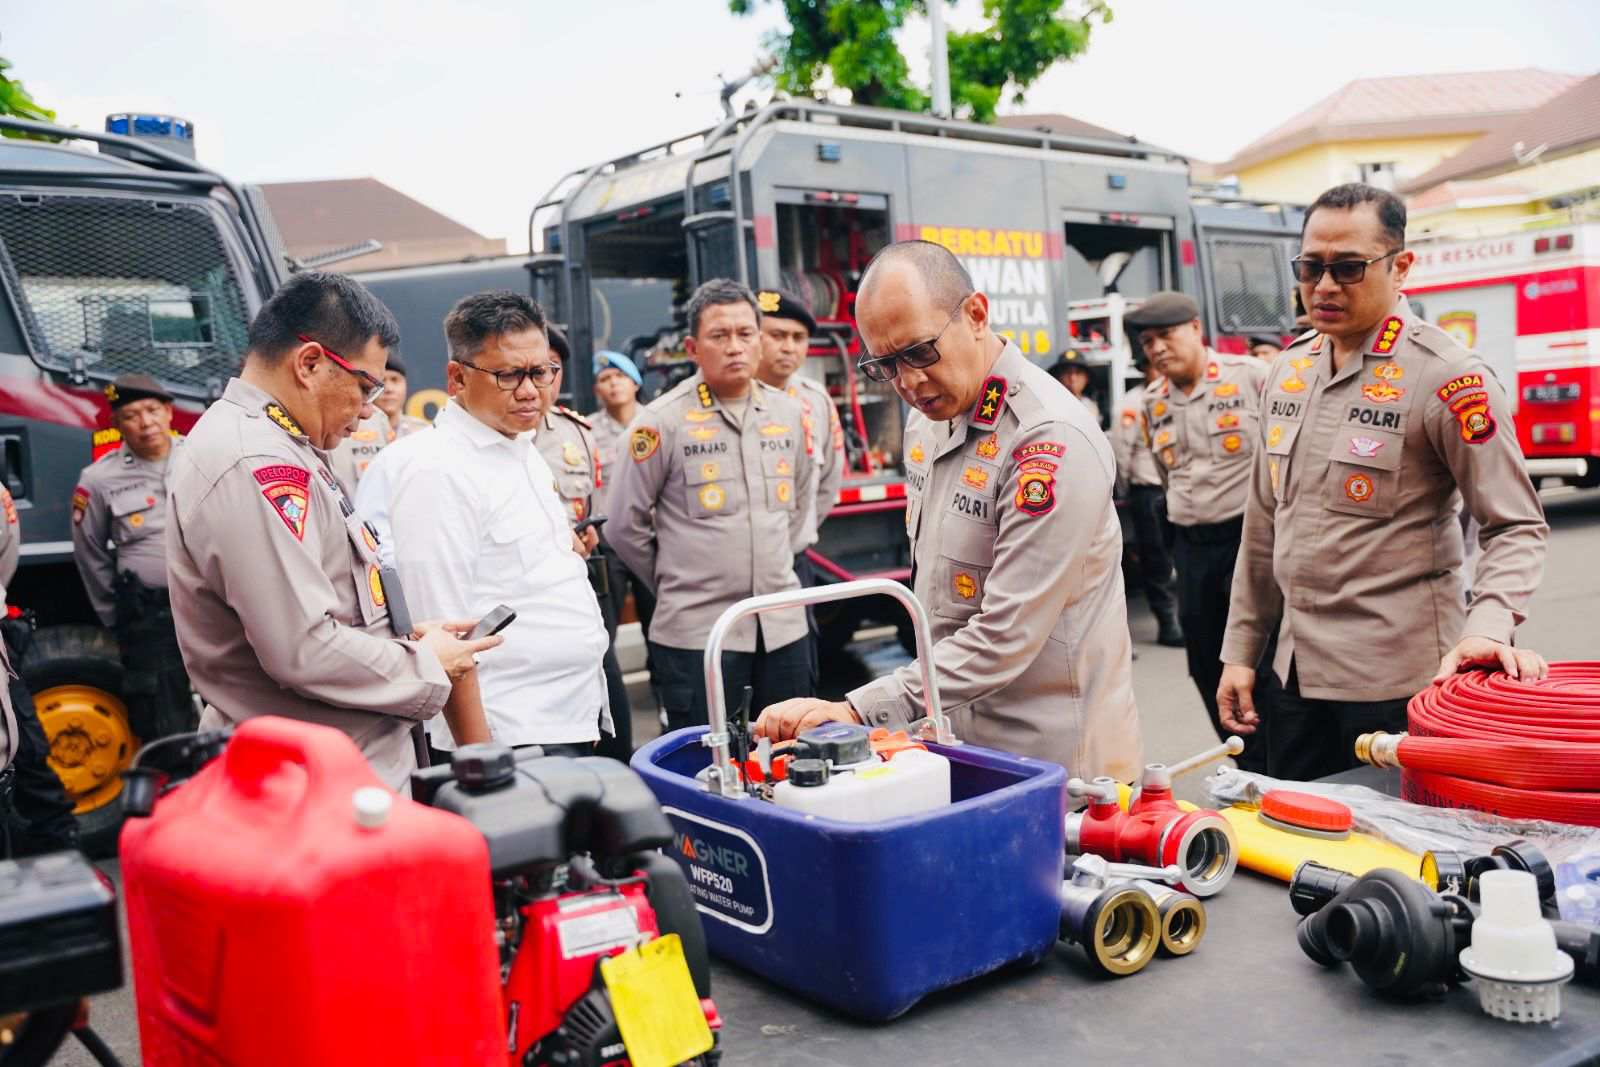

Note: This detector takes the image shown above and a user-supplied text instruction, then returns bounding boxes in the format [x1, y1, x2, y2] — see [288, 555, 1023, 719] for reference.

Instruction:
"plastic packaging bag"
[1204, 767, 1600, 865]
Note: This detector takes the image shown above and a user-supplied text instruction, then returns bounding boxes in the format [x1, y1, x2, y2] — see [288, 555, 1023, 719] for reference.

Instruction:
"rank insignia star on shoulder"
[697, 382, 715, 409]
[1370, 316, 1404, 355]
[971, 376, 1006, 426]
[264, 403, 307, 440]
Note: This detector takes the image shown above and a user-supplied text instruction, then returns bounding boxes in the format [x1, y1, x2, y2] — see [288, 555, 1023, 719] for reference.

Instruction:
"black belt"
[1174, 515, 1244, 545]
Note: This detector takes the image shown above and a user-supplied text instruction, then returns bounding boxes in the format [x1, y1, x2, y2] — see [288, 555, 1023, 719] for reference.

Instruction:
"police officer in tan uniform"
[71, 373, 195, 741]
[1112, 352, 1181, 648]
[375, 353, 432, 439]
[540, 326, 632, 759]
[757, 242, 1143, 781]
[1131, 292, 1273, 770]
[327, 407, 391, 496]
[166, 272, 502, 790]
[608, 279, 817, 730]
[1219, 184, 1549, 780]
[754, 289, 846, 677]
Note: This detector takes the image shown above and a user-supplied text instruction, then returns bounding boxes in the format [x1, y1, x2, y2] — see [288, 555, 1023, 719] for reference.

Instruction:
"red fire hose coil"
[1400, 663, 1600, 827]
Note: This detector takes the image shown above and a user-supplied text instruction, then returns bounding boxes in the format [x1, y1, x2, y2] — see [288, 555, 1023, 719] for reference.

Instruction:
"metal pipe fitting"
[1058, 880, 1161, 977]
[1353, 730, 1404, 769]
[1131, 880, 1207, 956]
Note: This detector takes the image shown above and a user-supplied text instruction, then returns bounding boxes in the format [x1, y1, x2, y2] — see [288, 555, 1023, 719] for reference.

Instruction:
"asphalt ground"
[32, 485, 1600, 1066]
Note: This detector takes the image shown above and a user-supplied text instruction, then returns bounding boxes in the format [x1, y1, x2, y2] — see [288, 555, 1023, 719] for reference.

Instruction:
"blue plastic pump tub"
[629, 580, 1067, 1021]
[633, 730, 1065, 1020]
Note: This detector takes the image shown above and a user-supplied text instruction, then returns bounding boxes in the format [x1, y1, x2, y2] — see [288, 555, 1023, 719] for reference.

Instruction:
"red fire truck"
[1405, 222, 1600, 487]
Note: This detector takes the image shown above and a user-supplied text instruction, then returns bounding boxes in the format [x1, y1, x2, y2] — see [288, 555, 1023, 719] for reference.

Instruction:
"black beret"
[755, 289, 817, 334]
[1124, 291, 1201, 330]
[547, 325, 571, 363]
[1247, 335, 1283, 350]
[385, 353, 409, 377]
[104, 373, 173, 409]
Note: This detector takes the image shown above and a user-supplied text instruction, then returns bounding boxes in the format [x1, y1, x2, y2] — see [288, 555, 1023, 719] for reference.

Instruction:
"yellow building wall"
[1406, 145, 1600, 236]
[1234, 134, 1482, 203]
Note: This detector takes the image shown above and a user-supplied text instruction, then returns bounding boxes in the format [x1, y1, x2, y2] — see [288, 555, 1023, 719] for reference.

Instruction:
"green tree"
[0, 55, 56, 139]
[728, 0, 1110, 122]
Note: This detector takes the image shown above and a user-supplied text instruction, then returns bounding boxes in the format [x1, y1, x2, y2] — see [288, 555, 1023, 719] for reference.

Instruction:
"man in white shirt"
[385, 290, 611, 755]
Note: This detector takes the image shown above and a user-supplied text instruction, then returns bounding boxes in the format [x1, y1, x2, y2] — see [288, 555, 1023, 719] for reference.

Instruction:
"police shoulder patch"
[1014, 466, 1057, 518]
[253, 464, 311, 541]
[630, 426, 661, 462]
[1436, 372, 1486, 404]
[1012, 441, 1066, 464]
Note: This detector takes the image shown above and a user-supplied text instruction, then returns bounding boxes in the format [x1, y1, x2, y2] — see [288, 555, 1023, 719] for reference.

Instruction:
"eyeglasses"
[1289, 250, 1401, 286]
[298, 334, 385, 404]
[456, 357, 559, 391]
[857, 298, 969, 383]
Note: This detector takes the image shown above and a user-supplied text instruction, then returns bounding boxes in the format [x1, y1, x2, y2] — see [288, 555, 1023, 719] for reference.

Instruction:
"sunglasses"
[299, 334, 385, 404]
[1289, 250, 1401, 286]
[857, 298, 969, 383]
[456, 357, 560, 391]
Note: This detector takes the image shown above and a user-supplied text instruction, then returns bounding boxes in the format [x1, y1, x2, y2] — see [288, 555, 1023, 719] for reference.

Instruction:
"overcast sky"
[8, 1, 1597, 250]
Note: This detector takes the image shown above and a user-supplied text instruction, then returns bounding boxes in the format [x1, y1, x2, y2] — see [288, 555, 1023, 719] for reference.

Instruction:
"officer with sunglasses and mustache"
[1218, 183, 1548, 780]
[756, 241, 1143, 782]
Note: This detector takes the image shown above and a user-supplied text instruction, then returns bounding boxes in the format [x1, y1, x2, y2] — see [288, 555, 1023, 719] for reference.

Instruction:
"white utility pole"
[929, 1, 952, 118]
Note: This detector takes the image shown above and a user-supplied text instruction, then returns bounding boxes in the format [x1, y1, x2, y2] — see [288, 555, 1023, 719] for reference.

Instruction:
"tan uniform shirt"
[390, 413, 431, 440]
[783, 374, 845, 552]
[0, 486, 18, 598]
[327, 409, 392, 497]
[167, 378, 449, 789]
[1222, 297, 1548, 701]
[71, 441, 179, 625]
[590, 408, 632, 517]
[848, 344, 1143, 781]
[535, 407, 601, 527]
[1112, 383, 1162, 489]
[1143, 351, 1268, 526]
[608, 374, 815, 653]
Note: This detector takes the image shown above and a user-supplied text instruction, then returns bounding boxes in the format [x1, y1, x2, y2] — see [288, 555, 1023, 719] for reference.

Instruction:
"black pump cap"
[451, 743, 517, 792]
[788, 758, 830, 787]
[1493, 839, 1556, 903]
[796, 721, 873, 767]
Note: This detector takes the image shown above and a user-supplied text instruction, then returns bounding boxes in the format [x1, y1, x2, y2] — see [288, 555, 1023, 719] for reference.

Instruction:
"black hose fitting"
[1296, 868, 1472, 998]
[1289, 861, 1357, 917]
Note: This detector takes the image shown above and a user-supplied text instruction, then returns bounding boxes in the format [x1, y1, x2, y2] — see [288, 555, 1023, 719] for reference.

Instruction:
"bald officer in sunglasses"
[1218, 183, 1547, 780]
[755, 240, 1142, 782]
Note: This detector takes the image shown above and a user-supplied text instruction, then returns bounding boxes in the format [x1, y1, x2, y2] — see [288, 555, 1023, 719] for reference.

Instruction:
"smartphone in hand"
[469, 604, 517, 640]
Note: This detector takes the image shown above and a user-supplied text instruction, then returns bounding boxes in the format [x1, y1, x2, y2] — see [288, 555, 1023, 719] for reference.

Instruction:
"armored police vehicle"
[0, 113, 285, 845]
[523, 101, 1303, 646]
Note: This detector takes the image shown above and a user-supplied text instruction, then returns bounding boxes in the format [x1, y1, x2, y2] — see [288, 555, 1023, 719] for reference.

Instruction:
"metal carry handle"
[700, 578, 951, 797]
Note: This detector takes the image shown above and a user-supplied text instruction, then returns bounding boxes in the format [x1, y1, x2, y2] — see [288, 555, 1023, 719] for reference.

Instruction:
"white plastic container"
[773, 748, 951, 823]
[1458, 869, 1575, 1023]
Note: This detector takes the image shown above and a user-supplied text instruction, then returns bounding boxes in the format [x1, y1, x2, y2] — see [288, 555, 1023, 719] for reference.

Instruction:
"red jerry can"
[121, 716, 504, 1066]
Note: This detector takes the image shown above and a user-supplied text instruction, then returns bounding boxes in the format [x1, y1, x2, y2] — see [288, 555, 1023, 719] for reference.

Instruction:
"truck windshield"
[0, 192, 251, 396]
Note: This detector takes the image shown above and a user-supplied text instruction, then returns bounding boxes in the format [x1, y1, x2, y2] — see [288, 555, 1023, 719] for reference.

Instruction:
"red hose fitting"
[1356, 663, 1600, 827]
[1064, 739, 1243, 898]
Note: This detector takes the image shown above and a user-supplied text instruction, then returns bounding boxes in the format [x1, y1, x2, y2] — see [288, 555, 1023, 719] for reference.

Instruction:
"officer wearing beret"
[374, 352, 432, 439]
[1219, 183, 1548, 779]
[755, 289, 845, 678]
[71, 373, 196, 743]
[1128, 292, 1273, 769]
[756, 242, 1142, 781]
[538, 327, 633, 759]
[1111, 344, 1182, 648]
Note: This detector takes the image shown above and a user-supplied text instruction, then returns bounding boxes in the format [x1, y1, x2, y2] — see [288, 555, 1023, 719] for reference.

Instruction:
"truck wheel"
[18, 626, 135, 858]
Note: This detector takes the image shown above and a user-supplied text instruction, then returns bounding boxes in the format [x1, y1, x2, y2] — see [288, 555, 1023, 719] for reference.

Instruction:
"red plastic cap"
[1260, 790, 1353, 833]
